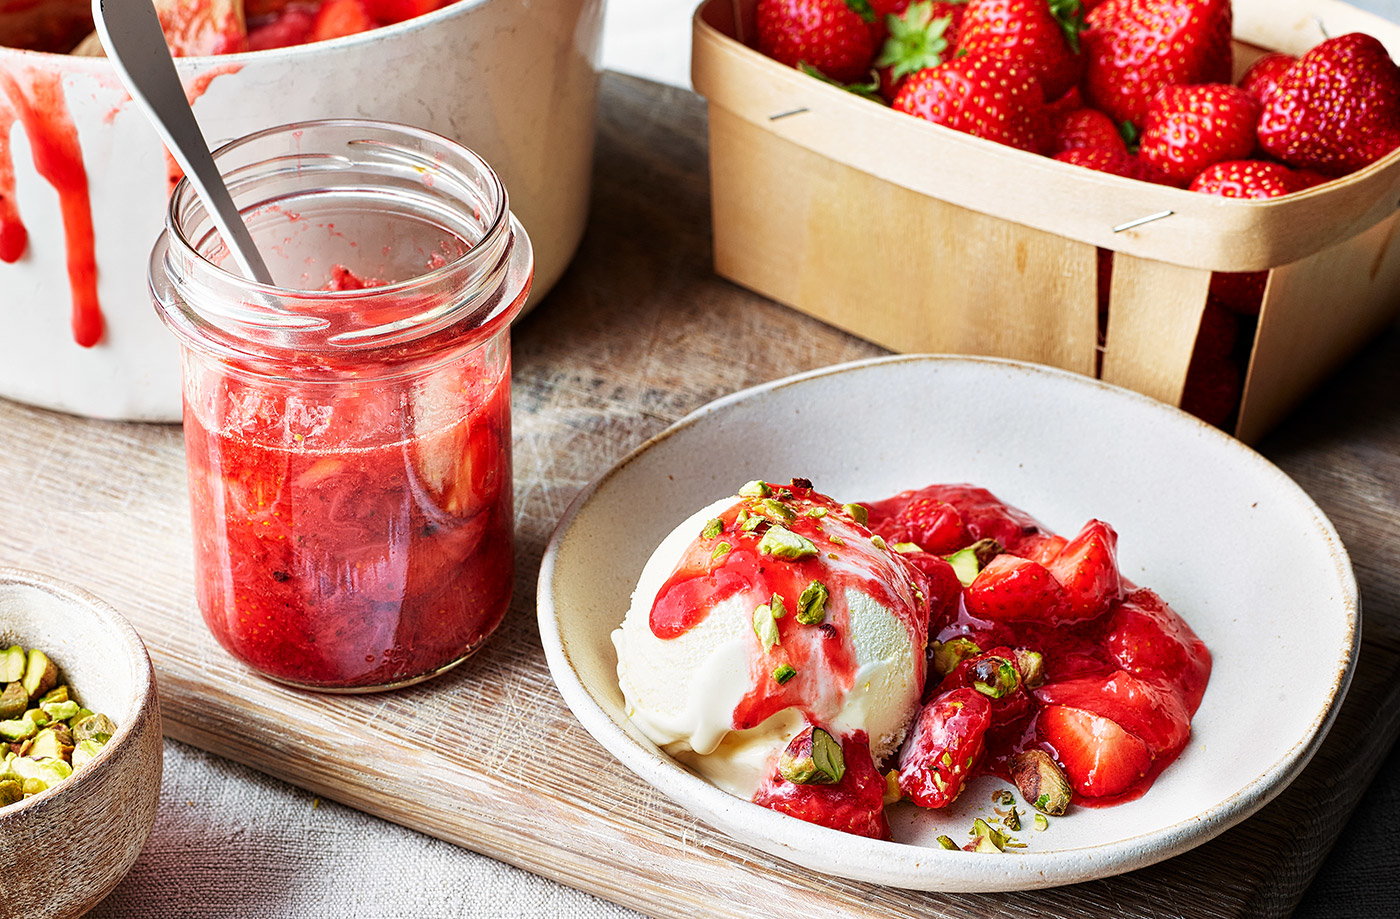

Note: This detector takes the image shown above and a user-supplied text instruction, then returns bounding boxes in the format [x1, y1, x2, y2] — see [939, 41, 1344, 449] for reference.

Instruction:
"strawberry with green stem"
[757, 0, 881, 83]
[954, 0, 1087, 102]
[874, 1, 965, 101]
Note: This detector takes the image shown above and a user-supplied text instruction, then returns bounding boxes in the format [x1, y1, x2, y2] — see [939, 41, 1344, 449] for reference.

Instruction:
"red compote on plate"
[151, 121, 533, 691]
[615, 479, 1211, 845]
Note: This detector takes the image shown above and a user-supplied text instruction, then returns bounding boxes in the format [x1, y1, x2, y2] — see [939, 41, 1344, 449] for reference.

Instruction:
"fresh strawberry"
[1044, 519, 1122, 621]
[310, 0, 375, 41]
[1049, 107, 1127, 155]
[886, 496, 969, 554]
[1036, 670, 1190, 756]
[1190, 160, 1301, 314]
[892, 52, 1049, 151]
[1139, 84, 1261, 186]
[1054, 145, 1162, 181]
[965, 554, 1070, 622]
[897, 687, 993, 807]
[1103, 588, 1211, 709]
[954, 0, 1086, 102]
[757, 0, 880, 83]
[1180, 349, 1242, 428]
[1045, 85, 1085, 119]
[1293, 168, 1332, 189]
[1189, 158, 1304, 197]
[1037, 703, 1151, 797]
[1194, 299, 1238, 360]
[875, 1, 964, 102]
[1239, 52, 1296, 106]
[1083, 0, 1233, 127]
[754, 732, 891, 838]
[1258, 33, 1400, 176]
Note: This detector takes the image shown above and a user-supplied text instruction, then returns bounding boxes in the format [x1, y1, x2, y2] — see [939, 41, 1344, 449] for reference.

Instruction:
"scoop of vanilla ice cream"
[613, 492, 927, 797]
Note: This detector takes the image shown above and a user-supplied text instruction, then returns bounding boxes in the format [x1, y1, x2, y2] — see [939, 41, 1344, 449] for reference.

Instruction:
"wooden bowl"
[0, 569, 162, 919]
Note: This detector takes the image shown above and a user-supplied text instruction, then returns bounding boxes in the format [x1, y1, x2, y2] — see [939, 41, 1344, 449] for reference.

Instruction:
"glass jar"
[149, 120, 532, 692]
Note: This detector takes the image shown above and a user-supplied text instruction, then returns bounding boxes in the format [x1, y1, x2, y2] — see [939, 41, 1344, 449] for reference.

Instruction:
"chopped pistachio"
[931, 637, 982, 677]
[971, 818, 1008, 851]
[28, 728, 72, 762]
[1034, 813, 1050, 831]
[741, 513, 765, 532]
[993, 789, 1014, 806]
[970, 656, 1021, 700]
[710, 541, 733, 563]
[757, 526, 818, 561]
[72, 738, 106, 770]
[73, 713, 117, 745]
[769, 594, 788, 620]
[772, 664, 797, 685]
[701, 518, 723, 540]
[971, 835, 1003, 853]
[0, 682, 26, 720]
[757, 498, 796, 523]
[753, 605, 781, 653]
[0, 716, 37, 743]
[828, 535, 845, 546]
[0, 646, 23, 684]
[41, 700, 79, 722]
[804, 507, 828, 518]
[778, 726, 845, 785]
[1009, 750, 1072, 816]
[935, 835, 960, 851]
[1003, 806, 1022, 832]
[67, 707, 93, 727]
[1014, 649, 1046, 689]
[20, 649, 56, 701]
[892, 542, 922, 554]
[24, 708, 49, 727]
[883, 769, 903, 805]
[945, 538, 1005, 587]
[738, 480, 771, 498]
[0, 778, 18, 806]
[870, 534, 888, 550]
[796, 581, 830, 625]
[39, 684, 68, 706]
[841, 503, 869, 526]
[9, 755, 71, 792]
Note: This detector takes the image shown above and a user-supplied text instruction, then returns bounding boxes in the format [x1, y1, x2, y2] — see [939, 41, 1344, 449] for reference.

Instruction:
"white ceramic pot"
[0, 0, 603, 421]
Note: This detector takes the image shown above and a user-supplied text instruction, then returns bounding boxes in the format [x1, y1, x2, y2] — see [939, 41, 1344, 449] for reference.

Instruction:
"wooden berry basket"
[692, 0, 1400, 442]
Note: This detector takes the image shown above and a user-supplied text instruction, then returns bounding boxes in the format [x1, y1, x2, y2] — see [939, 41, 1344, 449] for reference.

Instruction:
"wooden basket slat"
[1101, 257, 1213, 407]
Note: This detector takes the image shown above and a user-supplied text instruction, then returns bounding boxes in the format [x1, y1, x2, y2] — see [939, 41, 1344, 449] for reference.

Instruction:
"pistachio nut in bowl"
[0, 568, 162, 919]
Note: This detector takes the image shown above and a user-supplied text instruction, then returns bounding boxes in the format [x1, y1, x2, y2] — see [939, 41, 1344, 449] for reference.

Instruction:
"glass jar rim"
[150, 118, 532, 363]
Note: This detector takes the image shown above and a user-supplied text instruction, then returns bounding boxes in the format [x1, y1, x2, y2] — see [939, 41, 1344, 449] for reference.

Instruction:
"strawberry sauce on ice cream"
[616, 479, 1211, 842]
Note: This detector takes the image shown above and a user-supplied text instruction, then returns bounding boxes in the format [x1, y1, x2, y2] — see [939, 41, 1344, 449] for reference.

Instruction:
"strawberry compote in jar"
[149, 120, 532, 691]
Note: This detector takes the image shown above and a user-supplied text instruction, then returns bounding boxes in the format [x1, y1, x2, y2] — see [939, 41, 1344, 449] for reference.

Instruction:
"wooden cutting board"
[2, 74, 1399, 918]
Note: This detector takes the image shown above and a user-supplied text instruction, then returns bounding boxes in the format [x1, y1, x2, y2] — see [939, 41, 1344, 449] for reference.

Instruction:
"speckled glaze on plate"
[537, 355, 1359, 892]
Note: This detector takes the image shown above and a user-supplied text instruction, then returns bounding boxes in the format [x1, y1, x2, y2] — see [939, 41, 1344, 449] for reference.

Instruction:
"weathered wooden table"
[1, 74, 1398, 918]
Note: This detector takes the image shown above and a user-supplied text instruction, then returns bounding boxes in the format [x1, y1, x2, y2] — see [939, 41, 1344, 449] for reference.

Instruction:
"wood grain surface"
[0, 74, 1398, 918]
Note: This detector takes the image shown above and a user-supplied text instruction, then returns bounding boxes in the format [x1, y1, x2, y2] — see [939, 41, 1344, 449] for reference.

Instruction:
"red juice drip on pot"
[0, 105, 25, 263]
[0, 68, 102, 347]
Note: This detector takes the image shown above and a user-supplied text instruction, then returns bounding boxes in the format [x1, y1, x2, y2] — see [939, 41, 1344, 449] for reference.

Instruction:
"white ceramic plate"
[537, 355, 1359, 892]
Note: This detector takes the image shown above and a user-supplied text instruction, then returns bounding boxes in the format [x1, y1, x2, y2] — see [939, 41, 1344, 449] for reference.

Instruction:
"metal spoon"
[92, 0, 274, 284]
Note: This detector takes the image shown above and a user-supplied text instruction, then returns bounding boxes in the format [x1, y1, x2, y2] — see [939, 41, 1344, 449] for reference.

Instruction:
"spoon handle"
[93, 0, 275, 285]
